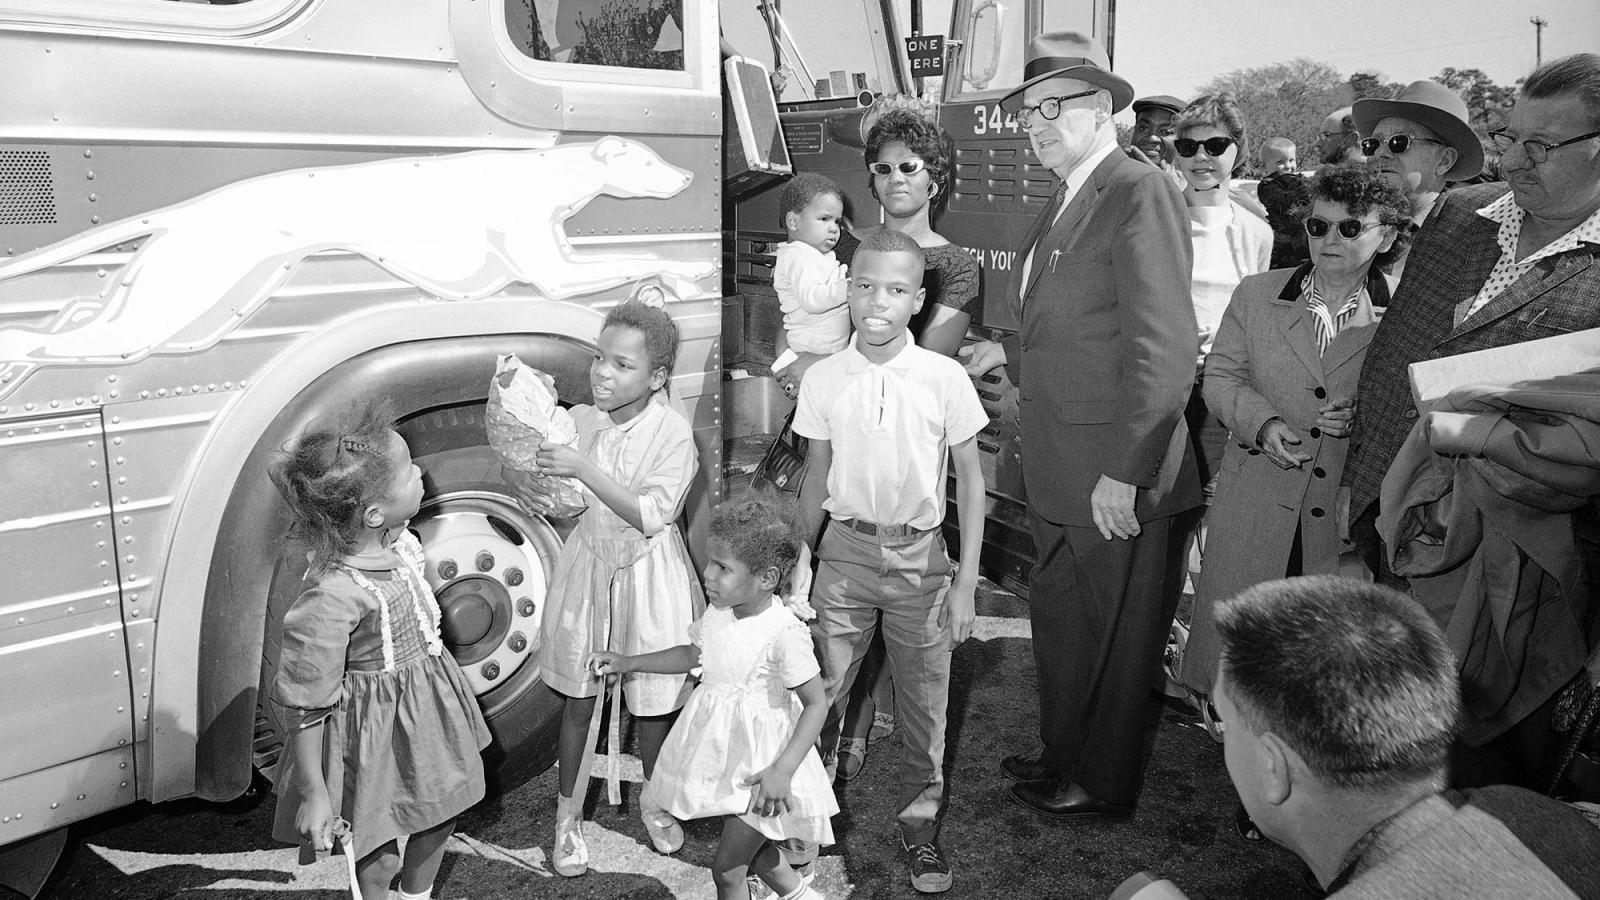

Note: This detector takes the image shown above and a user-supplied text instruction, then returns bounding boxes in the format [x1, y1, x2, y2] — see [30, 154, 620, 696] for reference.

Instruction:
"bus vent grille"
[0, 150, 56, 225]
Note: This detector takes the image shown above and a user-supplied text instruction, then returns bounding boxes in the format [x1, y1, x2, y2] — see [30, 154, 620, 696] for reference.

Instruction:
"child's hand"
[534, 441, 588, 478]
[502, 465, 556, 515]
[742, 765, 795, 817]
[586, 651, 628, 678]
[295, 792, 335, 852]
[940, 576, 978, 646]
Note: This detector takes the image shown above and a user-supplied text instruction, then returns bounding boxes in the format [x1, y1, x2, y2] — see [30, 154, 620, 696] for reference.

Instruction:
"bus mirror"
[724, 56, 792, 198]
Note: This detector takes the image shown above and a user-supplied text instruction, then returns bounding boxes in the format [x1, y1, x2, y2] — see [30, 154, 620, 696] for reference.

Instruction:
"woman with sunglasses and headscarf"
[1177, 163, 1410, 714]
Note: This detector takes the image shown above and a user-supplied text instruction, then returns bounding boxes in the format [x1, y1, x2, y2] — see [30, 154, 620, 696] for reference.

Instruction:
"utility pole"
[1530, 16, 1547, 67]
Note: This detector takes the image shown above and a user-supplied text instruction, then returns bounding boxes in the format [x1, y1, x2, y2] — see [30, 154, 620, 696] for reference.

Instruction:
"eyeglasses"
[1016, 90, 1098, 127]
[1173, 136, 1236, 158]
[1488, 128, 1600, 164]
[1359, 134, 1445, 156]
[1304, 216, 1386, 240]
[868, 158, 927, 177]
[1320, 130, 1355, 140]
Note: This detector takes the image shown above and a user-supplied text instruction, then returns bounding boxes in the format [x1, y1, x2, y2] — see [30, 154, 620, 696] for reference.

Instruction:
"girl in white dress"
[519, 299, 704, 876]
[590, 493, 835, 900]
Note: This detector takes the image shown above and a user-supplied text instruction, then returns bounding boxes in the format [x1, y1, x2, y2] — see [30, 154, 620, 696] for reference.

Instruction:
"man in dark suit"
[1343, 53, 1600, 784]
[962, 32, 1199, 819]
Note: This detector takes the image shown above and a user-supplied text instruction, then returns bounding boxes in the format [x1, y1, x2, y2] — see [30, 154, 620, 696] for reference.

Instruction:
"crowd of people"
[260, 30, 1600, 900]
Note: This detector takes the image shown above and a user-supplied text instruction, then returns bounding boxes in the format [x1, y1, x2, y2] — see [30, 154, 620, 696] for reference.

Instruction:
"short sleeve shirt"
[792, 335, 988, 530]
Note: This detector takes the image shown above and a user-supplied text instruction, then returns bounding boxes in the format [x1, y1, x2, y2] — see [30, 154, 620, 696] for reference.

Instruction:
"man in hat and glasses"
[962, 32, 1200, 820]
[1343, 54, 1600, 787]
[1354, 80, 1485, 278]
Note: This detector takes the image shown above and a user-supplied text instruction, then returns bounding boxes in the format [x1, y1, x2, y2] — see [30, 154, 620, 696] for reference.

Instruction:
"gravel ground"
[33, 583, 1320, 900]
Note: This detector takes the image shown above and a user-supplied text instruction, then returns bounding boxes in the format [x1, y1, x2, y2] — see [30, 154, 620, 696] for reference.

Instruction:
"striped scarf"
[1303, 270, 1364, 355]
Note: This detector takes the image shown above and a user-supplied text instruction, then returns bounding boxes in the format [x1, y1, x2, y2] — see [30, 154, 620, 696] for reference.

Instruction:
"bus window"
[720, 0, 902, 103]
[505, 0, 685, 70]
[945, 0, 1112, 101]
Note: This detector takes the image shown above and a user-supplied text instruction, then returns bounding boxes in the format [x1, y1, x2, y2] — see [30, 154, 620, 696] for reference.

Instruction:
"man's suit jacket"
[1348, 182, 1600, 523]
[1001, 150, 1200, 528]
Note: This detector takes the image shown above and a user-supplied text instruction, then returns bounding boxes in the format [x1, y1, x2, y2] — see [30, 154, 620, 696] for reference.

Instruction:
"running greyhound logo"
[0, 136, 713, 399]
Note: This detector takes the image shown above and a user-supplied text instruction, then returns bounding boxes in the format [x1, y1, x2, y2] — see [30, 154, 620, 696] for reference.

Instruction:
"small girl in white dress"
[589, 492, 835, 900]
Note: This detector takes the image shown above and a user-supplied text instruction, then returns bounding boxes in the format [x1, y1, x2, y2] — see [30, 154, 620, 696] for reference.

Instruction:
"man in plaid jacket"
[1345, 53, 1600, 571]
[1343, 53, 1600, 788]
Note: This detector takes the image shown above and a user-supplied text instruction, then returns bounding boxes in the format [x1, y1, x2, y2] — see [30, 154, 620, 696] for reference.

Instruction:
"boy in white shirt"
[771, 173, 850, 377]
[794, 229, 988, 894]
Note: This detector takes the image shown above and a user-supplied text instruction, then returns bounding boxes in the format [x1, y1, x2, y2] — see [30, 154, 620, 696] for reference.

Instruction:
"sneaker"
[836, 737, 868, 781]
[868, 711, 896, 744]
[552, 812, 588, 877]
[904, 839, 953, 893]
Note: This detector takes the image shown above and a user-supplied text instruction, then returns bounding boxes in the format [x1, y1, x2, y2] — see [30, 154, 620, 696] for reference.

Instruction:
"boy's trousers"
[811, 520, 954, 846]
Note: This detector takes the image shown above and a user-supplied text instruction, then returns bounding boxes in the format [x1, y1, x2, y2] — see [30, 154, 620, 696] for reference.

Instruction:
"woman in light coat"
[1179, 164, 1410, 698]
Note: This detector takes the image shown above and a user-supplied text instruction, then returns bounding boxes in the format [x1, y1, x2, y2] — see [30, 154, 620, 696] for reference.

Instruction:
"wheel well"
[193, 333, 595, 800]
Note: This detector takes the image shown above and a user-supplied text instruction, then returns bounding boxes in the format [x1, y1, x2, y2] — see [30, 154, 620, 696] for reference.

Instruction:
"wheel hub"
[409, 491, 560, 705]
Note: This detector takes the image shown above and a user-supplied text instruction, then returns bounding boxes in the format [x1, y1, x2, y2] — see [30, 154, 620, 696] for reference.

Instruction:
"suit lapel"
[1322, 270, 1393, 374]
[1443, 249, 1597, 342]
[1022, 152, 1118, 302]
[1271, 266, 1325, 383]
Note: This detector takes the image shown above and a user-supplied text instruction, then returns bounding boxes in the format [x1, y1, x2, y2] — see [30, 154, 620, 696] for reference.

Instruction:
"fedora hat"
[1000, 31, 1133, 115]
[1353, 81, 1484, 180]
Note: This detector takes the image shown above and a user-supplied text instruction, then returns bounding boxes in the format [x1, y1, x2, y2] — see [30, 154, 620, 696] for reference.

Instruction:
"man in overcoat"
[963, 32, 1199, 819]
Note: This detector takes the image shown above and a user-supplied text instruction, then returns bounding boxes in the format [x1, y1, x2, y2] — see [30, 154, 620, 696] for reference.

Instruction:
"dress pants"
[1027, 511, 1182, 804]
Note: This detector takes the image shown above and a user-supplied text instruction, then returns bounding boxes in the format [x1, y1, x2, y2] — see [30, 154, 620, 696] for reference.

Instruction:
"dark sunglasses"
[868, 159, 927, 177]
[1173, 136, 1236, 158]
[1304, 216, 1384, 240]
[1359, 134, 1444, 156]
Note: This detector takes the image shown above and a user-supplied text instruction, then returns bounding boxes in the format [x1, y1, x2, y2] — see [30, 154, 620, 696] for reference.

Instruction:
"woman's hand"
[295, 791, 335, 853]
[1316, 398, 1356, 439]
[533, 441, 588, 478]
[1258, 419, 1312, 470]
[586, 651, 629, 678]
[776, 352, 826, 398]
[743, 764, 795, 817]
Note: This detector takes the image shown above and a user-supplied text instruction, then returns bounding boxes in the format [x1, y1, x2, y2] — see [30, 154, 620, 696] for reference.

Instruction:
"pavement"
[34, 582, 1321, 899]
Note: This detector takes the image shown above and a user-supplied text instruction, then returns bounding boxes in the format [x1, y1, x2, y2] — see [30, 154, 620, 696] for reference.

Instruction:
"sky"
[1110, 0, 1598, 109]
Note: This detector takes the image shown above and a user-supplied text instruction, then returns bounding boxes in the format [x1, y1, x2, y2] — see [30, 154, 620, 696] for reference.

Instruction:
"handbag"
[751, 407, 809, 493]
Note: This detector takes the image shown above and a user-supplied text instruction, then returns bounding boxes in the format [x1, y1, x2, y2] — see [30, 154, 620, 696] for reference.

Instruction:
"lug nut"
[505, 567, 524, 586]
[517, 598, 536, 617]
[481, 661, 500, 680]
[438, 559, 458, 580]
[508, 632, 527, 653]
[475, 551, 495, 572]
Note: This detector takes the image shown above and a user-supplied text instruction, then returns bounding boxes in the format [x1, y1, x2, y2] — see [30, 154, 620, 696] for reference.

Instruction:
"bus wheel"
[403, 404, 571, 793]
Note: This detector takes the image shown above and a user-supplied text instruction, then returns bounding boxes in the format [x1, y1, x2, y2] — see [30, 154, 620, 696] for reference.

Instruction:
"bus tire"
[401, 403, 572, 793]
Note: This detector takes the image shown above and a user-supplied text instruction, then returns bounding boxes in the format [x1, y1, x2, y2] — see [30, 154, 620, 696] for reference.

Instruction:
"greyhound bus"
[0, 0, 1109, 888]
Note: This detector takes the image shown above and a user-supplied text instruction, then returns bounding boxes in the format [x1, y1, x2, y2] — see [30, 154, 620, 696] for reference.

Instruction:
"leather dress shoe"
[1000, 753, 1062, 782]
[1009, 777, 1134, 821]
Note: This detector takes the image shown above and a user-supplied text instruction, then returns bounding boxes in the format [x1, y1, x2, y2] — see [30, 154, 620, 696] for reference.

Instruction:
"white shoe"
[553, 793, 588, 877]
[639, 781, 684, 854]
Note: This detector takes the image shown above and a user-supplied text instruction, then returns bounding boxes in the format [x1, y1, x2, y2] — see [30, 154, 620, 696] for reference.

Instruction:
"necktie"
[1019, 183, 1069, 297]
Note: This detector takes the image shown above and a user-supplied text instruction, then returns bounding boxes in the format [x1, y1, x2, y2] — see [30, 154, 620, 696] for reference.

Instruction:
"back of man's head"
[1216, 576, 1459, 792]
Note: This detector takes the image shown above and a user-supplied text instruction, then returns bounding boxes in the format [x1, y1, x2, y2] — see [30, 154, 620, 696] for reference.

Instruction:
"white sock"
[395, 887, 432, 900]
[777, 882, 817, 900]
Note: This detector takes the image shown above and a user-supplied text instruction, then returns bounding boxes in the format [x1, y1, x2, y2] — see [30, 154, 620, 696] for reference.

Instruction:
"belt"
[836, 518, 934, 539]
